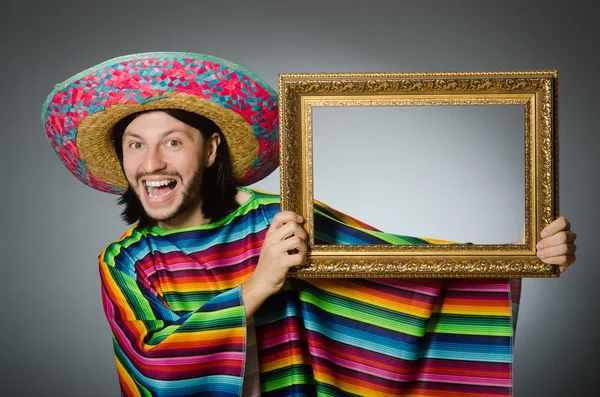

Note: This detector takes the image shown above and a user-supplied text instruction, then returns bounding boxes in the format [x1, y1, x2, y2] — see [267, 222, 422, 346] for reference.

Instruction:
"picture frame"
[279, 71, 559, 278]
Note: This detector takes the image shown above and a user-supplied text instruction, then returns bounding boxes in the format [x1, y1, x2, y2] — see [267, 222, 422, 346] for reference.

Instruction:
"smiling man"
[118, 110, 224, 227]
[43, 52, 577, 397]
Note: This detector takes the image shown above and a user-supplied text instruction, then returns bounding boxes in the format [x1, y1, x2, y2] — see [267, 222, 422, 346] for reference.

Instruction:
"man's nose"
[142, 147, 167, 172]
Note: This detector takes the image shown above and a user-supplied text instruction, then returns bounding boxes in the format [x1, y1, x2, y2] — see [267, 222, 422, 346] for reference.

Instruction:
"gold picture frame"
[279, 71, 559, 278]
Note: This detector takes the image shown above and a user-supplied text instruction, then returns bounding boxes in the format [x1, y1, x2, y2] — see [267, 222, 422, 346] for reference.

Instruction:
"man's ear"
[205, 132, 221, 168]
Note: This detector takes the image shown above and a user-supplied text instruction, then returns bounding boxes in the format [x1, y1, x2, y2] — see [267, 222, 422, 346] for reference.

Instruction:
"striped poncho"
[100, 188, 520, 396]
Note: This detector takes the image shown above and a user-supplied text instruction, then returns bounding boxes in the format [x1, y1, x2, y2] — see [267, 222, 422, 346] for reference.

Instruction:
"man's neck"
[155, 188, 251, 230]
[156, 201, 209, 230]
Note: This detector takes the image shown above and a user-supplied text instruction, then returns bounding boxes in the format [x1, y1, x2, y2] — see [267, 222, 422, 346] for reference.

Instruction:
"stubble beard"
[134, 169, 203, 224]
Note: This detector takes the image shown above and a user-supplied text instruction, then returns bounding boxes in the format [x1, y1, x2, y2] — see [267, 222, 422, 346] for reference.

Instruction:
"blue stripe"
[115, 341, 241, 397]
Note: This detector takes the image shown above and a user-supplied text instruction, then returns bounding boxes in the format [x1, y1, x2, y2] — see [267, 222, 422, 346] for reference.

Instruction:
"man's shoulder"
[98, 225, 148, 269]
[245, 188, 281, 223]
[246, 188, 280, 204]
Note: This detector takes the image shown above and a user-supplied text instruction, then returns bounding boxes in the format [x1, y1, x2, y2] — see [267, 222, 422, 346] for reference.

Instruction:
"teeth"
[144, 179, 176, 198]
[145, 179, 175, 187]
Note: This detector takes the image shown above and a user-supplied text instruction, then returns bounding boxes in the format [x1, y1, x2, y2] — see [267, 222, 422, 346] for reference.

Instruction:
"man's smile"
[142, 178, 178, 199]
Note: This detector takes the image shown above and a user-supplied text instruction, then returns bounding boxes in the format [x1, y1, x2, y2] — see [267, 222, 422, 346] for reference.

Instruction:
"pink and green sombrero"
[41, 52, 279, 194]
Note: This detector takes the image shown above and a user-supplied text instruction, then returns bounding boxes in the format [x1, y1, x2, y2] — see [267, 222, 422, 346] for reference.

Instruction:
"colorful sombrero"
[41, 52, 279, 194]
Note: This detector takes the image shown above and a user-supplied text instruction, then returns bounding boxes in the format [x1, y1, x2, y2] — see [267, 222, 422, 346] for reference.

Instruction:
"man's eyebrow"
[123, 128, 195, 141]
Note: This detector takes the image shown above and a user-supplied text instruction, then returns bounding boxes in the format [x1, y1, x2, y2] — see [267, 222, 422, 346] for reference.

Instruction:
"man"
[43, 52, 576, 396]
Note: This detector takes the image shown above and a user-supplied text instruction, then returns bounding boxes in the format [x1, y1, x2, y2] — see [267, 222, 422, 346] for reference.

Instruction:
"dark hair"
[111, 109, 239, 228]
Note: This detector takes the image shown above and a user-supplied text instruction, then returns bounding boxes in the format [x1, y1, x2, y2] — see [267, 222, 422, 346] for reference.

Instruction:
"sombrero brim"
[42, 52, 279, 194]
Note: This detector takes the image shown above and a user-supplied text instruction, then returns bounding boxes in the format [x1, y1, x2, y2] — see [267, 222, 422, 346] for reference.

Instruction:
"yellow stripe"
[308, 280, 433, 318]
[422, 237, 463, 244]
[146, 327, 244, 346]
[261, 354, 308, 373]
[115, 355, 142, 397]
[440, 304, 511, 316]
[315, 372, 391, 397]
[100, 261, 153, 346]
[161, 275, 248, 292]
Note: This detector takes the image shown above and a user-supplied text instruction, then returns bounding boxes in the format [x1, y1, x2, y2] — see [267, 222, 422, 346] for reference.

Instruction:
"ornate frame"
[279, 71, 559, 278]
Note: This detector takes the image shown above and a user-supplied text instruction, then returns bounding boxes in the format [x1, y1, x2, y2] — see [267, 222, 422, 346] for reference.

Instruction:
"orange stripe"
[262, 354, 311, 373]
[161, 270, 252, 292]
[308, 280, 435, 318]
[116, 355, 141, 397]
[100, 262, 154, 350]
[146, 329, 244, 351]
[313, 363, 398, 396]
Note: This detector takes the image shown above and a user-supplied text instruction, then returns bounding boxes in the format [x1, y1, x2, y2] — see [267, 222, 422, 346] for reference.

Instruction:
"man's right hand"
[241, 211, 308, 317]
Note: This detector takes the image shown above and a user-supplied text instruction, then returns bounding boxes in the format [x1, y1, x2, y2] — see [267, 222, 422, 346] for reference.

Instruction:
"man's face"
[121, 111, 214, 225]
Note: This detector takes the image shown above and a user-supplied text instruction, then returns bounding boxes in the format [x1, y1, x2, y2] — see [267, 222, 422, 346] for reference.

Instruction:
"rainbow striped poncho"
[100, 188, 520, 396]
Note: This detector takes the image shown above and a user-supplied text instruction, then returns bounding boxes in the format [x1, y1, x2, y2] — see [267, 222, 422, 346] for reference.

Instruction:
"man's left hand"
[537, 216, 577, 273]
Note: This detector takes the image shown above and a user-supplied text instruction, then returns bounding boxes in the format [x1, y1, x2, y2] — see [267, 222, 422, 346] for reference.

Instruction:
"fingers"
[274, 231, 308, 269]
[267, 211, 304, 235]
[540, 216, 571, 238]
[539, 254, 576, 266]
[537, 230, 576, 250]
[537, 242, 576, 259]
[266, 212, 307, 243]
[262, 214, 308, 269]
[537, 217, 577, 274]
[259, 235, 307, 275]
[280, 235, 308, 256]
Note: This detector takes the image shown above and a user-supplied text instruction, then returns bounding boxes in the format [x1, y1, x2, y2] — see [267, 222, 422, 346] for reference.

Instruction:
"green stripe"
[102, 227, 146, 267]
[314, 207, 433, 245]
[110, 266, 155, 320]
[113, 337, 153, 397]
[261, 366, 315, 393]
[147, 306, 244, 345]
[316, 383, 362, 397]
[428, 314, 513, 337]
[298, 284, 429, 337]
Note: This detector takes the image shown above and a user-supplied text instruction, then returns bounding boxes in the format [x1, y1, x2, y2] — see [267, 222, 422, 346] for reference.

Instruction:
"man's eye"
[166, 140, 181, 147]
[129, 142, 142, 149]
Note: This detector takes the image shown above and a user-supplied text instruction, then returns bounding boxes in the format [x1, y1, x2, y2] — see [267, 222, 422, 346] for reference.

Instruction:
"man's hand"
[242, 211, 308, 317]
[537, 216, 577, 273]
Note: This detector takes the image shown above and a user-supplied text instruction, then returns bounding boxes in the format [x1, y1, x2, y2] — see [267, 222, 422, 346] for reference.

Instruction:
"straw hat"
[41, 52, 279, 194]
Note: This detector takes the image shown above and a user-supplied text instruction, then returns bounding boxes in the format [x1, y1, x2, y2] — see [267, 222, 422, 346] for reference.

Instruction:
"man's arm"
[242, 211, 307, 317]
[100, 245, 246, 397]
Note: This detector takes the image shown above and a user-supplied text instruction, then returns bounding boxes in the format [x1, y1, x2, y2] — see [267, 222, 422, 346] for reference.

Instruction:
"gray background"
[312, 105, 524, 243]
[2, 0, 598, 395]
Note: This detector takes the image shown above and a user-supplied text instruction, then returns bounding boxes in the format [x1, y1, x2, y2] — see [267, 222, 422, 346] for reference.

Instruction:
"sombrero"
[41, 52, 279, 194]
